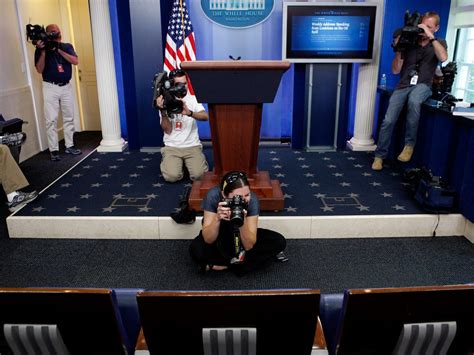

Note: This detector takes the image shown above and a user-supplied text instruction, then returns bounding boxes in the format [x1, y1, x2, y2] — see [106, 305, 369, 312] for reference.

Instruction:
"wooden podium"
[181, 60, 290, 211]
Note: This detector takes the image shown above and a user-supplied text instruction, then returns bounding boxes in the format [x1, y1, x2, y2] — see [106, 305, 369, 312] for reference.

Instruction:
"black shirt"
[397, 38, 447, 90]
[34, 43, 77, 84]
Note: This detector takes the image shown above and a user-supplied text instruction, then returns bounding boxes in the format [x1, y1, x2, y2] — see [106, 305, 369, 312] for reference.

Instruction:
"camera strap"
[230, 228, 245, 264]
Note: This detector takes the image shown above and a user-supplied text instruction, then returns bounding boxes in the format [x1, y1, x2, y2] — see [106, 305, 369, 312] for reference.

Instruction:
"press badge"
[410, 74, 418, 85]
[174, 118, 183, 131]
[57, 64, 64, 73]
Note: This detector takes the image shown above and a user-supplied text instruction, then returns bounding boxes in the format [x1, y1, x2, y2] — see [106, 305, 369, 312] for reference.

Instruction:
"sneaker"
[275, 251, 289, 263]
[50, 151, 61, 161]
[65, 146, 82, 155]
[398, 145, 414, 162]
[7, 191, 38, 212]
[0, 132, 26, 147]
[372, 157, 383, 171]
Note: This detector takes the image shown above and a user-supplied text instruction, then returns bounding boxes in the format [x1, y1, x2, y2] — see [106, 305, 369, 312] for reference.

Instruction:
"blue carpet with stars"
[15, 147, 426, 217]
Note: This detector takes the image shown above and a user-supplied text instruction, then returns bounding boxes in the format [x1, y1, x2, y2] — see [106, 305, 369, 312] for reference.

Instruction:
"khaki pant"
[43, 81, 75, 151]
[160, 145, 208, 182]
[0, 145, 29, 194]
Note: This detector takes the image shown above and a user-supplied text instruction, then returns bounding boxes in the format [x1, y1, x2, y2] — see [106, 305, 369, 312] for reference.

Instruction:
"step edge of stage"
[6, 214, 468, 240]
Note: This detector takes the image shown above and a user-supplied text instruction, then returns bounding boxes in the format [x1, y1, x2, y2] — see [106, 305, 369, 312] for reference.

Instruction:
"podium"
[181, 60, 290, 211]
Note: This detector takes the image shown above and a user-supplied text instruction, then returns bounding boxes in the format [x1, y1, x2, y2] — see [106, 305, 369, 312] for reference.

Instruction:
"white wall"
[0, 0, 81, 161]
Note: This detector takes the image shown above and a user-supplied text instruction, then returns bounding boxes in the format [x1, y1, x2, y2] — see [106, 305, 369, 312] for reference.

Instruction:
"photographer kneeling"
[372, 11, 448, 171]
[155, 69, 209, 182]
[190, 171, 287, 276]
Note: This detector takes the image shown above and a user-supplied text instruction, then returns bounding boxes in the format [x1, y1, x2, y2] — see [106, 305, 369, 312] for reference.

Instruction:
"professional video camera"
[392, 10, 424, 52]
[222, 195, 248, 228]
[26, 24, 59, 51]
[432, 62, 459, 105]
[152, 72, 187, 115]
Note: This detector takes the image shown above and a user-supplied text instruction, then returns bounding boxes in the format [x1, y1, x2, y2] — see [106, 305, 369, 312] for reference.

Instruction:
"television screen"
[282, 2, 380, 63]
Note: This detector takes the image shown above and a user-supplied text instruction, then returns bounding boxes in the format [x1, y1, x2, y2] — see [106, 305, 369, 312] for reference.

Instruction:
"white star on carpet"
[348, 193, 359, 197]
[271, 157, 280, 161]
[340, 182, 351, 187]
[381, 192, 393, 197]
[92, 158, 100, 161]
[296, 157, 306, 161]
[305, 173, 314, 177]
[353, 164, 363, 168]
[32, 206, 45, 212]
[401, 182, 411, 186]
[67, 206, 80, 212]
[322, 157, 331, 161]
[347, 157, 356, 160]
[276, 173, 285, 178]
[309, 182, 320, 187]
[136, 165, 146, 169]
[300, 164, 310, 169]
[293, 151, 301, 154]
[103, 207, 116, 213]
[314, 193, 326, 198]
[362, 172, 372, 177]
[392, 205, 406, 210]
[48, 194, 60, 199]
[273, 164, 282, 169]
[390, 172, 400, 176]
[153, 182, 163, 187]
[284, 193, 293, 199]
[146, 194, 158, 199]
[370, 182, 382, 186]
[91, 183, 103, 188]
[184, 183, 192, 188]
[109, 165, 118, 169]
[80, 194, 93, 199]
[142, 158, 151, 161]
[129, 173, 140, 178]
[138, 206, 152, 212]
[101, 173, 111, 178]
[280, 182, 289, 187]
[285, 206, 297, 212]
[117, 158, 125, 161]
[122, 183, 133, 187]
[327, 164, 337, 168]
[270, 151, 277, 154]
[72, 173, 83, 178]
[357, 206, 370, 211]
[82, 165, 92, 169]
[321, 206, 334, 212]
[113, 194, 125, 199]
[61, 183, 71, 188]
[333, 173, 344, 177]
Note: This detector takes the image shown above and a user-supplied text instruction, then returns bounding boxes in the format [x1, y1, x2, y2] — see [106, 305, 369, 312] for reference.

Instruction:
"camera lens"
[230, 207, 244, 227]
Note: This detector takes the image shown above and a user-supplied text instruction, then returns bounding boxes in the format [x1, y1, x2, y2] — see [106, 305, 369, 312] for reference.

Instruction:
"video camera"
[26, 24, 59, 51]
[392, 10, 424, 52]
[432, 62, 459, 105]
[222, 195, 248, 228]
[152, 72, 187, 115]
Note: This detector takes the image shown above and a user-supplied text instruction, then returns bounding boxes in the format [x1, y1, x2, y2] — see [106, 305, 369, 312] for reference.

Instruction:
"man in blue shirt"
[34, 24, 81, 161]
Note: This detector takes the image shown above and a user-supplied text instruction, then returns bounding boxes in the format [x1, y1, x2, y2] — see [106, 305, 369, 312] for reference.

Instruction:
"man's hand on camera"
[180, 100, 192, 116]
[417, 23, 435, 39]
[155, 95, 165, 109]
[35, 40, 45, 49]
[217, 202, 231, 221]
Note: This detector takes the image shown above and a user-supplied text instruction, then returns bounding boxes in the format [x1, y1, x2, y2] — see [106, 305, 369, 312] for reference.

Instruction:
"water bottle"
[380, 73, 387, 88]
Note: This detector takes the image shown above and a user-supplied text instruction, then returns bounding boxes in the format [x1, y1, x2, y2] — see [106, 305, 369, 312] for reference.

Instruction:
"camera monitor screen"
[282, 2, 380, 63]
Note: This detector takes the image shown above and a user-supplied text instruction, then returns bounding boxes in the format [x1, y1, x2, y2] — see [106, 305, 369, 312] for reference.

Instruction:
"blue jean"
[375, 84, 432, 159]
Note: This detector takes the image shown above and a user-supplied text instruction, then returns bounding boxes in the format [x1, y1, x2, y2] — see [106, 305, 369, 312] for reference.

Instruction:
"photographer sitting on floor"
[372, 11, 448, 171]
[155, 69, 209, 182]
[189, 171, 287, 276]
[0, 133, 38, 212]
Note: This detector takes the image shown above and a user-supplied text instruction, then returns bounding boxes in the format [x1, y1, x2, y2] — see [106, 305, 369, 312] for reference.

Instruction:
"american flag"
[164, 0, 196, 73]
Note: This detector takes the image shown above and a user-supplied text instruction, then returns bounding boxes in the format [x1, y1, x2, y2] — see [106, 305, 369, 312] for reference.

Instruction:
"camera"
[152, 72, 187, 115]
[392, 10, 424, 52]
[432, 62, 459, 105]
[222, 195, 248, 227]
[26, 24, 59, 51]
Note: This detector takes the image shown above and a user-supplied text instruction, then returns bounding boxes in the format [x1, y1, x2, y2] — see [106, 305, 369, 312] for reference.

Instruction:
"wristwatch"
[189, 110, 194, 117]
[429, 37, 437, 43]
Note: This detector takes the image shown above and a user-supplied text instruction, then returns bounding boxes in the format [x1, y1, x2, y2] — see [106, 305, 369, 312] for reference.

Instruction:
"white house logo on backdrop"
[201, 0, 275, 28]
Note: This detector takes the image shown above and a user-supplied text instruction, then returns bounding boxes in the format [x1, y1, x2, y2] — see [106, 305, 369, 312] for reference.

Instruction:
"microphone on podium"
[229, 55, 241, 61]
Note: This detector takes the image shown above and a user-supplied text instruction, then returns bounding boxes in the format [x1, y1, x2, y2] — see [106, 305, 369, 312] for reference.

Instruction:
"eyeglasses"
[169, 69, 186, 79]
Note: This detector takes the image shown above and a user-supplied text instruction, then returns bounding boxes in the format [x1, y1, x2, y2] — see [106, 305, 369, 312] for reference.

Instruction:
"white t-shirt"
[160, 93, 205, 148]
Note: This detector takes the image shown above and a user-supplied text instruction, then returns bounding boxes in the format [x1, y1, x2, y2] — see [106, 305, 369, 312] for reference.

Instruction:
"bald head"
[46, 24, 61, 41]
